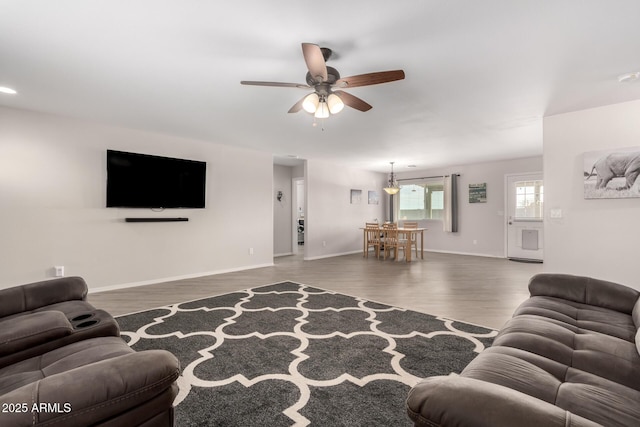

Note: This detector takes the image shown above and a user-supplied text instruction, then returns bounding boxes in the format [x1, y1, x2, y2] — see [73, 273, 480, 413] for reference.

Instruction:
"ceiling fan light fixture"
[302, 93, 319, 113]
[241, 43, 405, 120]
[314, 101, 329, 119]
[327, 93, 344, 114]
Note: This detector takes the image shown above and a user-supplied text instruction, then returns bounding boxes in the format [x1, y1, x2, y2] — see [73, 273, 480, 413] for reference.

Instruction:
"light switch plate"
[550, 209, 562, 219]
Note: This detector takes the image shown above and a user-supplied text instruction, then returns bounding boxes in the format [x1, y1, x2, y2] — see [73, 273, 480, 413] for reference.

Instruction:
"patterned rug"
[116, 281, 497, 426]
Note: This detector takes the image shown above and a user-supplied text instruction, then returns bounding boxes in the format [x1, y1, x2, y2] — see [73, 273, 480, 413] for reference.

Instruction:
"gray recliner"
[0, 276, 120, 368]
[0, 277, 180, 426]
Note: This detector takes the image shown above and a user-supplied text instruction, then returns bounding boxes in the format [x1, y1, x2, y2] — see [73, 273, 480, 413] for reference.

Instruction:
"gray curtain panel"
[443, 174, 458, 232]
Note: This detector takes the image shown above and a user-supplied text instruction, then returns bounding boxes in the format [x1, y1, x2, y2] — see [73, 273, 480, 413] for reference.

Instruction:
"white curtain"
[443, 174, 458, 232]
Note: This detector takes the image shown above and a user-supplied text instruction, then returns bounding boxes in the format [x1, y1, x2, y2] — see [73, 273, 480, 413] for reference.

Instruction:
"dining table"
[360, 226, 427, 262]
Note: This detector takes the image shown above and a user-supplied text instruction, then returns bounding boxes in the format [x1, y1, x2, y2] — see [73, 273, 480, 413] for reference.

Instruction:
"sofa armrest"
[0, 311, 72, 357]
[0, 277, 88, 318]
[528, 273, 639, 315]
[407, 376, 599, 427]
[0, 350, 180, 427]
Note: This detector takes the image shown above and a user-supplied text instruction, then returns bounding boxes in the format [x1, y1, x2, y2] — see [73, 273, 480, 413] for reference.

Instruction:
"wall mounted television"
[106, 150, 206, 208]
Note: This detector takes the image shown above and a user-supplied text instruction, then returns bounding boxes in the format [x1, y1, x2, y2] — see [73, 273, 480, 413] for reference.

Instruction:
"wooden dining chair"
[402, 221, 419, 259]
[382, 223, 407, 262]
[364, 222, 381, 258]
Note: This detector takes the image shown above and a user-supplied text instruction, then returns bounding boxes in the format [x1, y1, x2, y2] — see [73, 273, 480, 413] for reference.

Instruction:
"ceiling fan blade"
[334, 90, 372, 112]
[335, 70, 405, 88]
[288, 96, 306, 113]
[241, 81, 310, 89]
[301, 43, 328, 83]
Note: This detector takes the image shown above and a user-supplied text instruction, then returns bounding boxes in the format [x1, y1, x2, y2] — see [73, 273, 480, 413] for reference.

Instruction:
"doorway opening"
[273, 157, 306, 260]
[292, 177, 305, 254]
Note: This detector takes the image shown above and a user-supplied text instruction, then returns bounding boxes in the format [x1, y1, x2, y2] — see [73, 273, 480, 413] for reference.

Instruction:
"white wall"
[305, 160, 387, 260]
[273, 164, 293, 256]
[0, 107, 274, 290]
[543, 100, 640, 289]
[396, 156, 543, 257]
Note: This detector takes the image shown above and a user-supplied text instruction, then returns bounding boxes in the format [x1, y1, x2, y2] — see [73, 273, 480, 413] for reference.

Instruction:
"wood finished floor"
[88, 251, 543, 329]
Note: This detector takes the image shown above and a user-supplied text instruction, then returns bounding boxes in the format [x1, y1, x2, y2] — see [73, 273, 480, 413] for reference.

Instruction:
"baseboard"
[304, 249, 362, 261]
[425, 249, 504, 259]
[88, 262, 274, 294]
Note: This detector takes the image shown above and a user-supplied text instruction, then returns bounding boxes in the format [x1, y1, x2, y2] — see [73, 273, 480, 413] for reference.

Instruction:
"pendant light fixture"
[384, 162, 400, 195]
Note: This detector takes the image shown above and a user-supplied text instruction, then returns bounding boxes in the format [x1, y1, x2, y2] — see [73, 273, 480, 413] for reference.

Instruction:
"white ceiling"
[2, 1, 640, 172]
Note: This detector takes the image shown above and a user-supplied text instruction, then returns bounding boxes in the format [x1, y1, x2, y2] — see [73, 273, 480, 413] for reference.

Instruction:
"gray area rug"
[116, 281, 497, 426]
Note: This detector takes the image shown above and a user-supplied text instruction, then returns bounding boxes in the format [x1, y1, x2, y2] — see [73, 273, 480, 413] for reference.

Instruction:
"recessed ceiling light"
[618, 72, 640, 83]
[0, 86, 17, 94]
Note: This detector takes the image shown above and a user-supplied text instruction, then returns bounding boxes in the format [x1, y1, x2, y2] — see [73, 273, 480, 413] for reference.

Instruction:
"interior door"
[506, 174, 544, 262]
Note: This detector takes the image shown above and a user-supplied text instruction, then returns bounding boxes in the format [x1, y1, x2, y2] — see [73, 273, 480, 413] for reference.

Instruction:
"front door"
[506, 173, 544, 262]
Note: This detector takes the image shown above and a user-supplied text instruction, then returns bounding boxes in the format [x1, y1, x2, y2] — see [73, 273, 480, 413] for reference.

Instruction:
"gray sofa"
[0, 277, 180, 426]
[406, 273, 640, 427]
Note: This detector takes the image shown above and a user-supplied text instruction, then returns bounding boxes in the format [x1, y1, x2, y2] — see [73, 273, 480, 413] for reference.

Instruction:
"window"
[398, 180, 444, 220]
[515, 180, 543, 220]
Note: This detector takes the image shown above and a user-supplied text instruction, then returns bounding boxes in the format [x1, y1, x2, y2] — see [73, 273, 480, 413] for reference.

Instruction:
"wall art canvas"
[350, 189, 362, 204]
[368, 190, 379, 205]
[583, 146, 640, 199]
[469, 183, 487, 203]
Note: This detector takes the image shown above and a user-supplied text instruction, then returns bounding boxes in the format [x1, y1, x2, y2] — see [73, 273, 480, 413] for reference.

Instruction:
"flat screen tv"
[106, 150, 206, 208]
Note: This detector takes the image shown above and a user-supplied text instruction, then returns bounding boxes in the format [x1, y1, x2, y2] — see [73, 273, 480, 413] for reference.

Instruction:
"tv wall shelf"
[125, 217, 189, 223]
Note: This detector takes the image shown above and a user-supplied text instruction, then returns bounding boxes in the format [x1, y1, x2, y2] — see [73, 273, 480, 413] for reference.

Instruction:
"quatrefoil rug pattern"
[116, 282, 497, 426]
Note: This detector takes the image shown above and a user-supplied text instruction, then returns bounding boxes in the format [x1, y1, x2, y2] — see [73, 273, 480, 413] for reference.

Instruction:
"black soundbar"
[125, 217, 189, 223]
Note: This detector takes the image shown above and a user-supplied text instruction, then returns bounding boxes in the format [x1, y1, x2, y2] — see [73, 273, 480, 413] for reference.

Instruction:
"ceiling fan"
[241, 43, 405, 118]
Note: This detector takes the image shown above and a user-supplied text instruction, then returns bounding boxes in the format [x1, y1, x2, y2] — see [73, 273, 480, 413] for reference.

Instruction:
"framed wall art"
[583, 146, 640, 199]
[368, 190, 379, 205]
[469, 183, 487, 203]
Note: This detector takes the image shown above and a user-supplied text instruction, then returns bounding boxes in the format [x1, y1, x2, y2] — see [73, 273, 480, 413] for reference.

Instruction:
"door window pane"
[514, 180, 543, 219]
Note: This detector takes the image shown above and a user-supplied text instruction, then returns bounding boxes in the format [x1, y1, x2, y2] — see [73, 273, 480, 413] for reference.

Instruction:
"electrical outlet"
[322, 241, 326, 247]
[473, 240, 478, 245]
[249, 247, 254, 255]
[54, 266, 64, 277]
